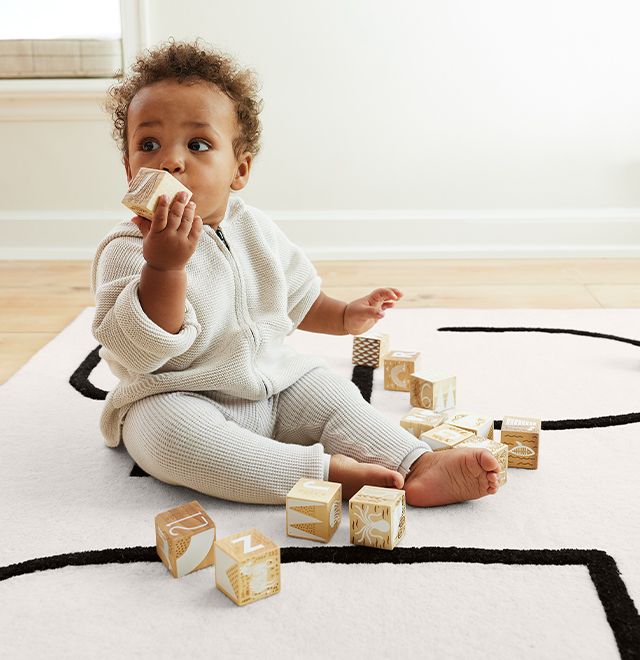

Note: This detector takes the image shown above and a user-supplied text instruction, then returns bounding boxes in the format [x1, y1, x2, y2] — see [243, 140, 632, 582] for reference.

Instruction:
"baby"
[92, 40, 500, 506]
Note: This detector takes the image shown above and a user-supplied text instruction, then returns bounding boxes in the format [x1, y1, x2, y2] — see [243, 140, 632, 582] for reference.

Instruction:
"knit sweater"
[91, 195, 326, 448]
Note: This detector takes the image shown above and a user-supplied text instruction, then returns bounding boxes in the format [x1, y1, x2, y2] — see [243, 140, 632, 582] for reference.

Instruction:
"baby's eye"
[140, 139, 160, 152]
[189, 139, 211, 152]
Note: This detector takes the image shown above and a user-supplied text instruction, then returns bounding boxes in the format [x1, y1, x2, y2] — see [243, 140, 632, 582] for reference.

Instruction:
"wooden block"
[286, 478, 342, 542]
[349, 485, 406, 550]
[122, 167, 192, 220]
[409, 371, 456, 411]
[214, 528, 281, 606]
[383, 350, 421, 391]
[420, 424, 475, 451]
[155, 500, 216, 578]
[352, 332, 390, 368]
[500, 415, 541, 469]
[460, 438, 509, 486]
[400, 408, 446, 437]
[446, 411, 494, 439]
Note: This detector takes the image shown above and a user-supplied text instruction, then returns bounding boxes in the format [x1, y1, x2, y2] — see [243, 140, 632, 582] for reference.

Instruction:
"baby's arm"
[131, 192, 202, 333]
[298, 288, 403, 335]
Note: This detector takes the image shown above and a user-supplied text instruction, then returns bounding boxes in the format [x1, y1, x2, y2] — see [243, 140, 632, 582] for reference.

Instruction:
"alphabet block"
[446, 411, 494, 440]
[400, 408, 446, 438]
[349, 485, 406, 550]
[500, 415, 541, 469]
[122, 167, 192, 220]
[384, 350, 421, 391]
[352, 332, 390, 368]
[409, 371, 456, 411]
[286, 478, 342, 542]
[420, 424, 475, 451]
[460, 438, 509, 486]
[155, 500, 216, 578]
[214, 528, 281, 606]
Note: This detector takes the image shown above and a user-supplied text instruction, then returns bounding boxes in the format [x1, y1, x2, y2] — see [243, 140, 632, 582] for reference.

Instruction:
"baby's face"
[125, 79, 251, 227]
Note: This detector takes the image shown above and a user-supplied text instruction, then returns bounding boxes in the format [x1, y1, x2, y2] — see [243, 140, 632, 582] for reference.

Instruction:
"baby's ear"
[231, 152, 253, 191]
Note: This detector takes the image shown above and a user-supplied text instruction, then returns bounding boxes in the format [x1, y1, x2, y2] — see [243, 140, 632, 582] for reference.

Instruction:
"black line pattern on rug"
[438, 326, 640, 348]
[350, 328, 640, 428]
[69, 346, 106, 400]
[436, 326, 640, 429]
[1, 545, 638, 659]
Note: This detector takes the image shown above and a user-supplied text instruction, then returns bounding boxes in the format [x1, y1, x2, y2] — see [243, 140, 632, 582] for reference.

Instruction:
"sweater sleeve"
[266, 218, 321, 331]
[91, 231, 201, 374]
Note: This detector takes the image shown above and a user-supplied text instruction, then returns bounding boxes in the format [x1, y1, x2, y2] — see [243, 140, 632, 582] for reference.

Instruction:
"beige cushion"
[0, 39, 121, 78]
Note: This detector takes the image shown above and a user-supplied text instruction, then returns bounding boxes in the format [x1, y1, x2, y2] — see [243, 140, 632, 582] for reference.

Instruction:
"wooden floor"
[1, 258, 639, 384]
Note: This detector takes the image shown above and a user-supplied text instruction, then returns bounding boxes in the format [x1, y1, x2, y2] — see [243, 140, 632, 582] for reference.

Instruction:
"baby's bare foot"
[403, 448, 500, 507]
[329, 454, 404, 500]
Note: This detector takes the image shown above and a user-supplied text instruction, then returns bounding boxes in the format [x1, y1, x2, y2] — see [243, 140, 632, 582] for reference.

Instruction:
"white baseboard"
[0, 208, 639, 260]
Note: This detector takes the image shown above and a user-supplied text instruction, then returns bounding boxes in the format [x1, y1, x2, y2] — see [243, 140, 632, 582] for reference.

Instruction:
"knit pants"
[121, 367, 430, 504]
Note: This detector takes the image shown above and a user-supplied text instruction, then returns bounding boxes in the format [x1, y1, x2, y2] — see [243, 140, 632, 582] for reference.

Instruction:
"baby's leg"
[274, 368, 429, 498]
[121, 391, 326, 505]
[274, 368, 501, 506]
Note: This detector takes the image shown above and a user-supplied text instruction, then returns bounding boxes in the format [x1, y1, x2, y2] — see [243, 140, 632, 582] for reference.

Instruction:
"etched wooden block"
[383, 350, 421, 391]
[352, 332, 390, 368]
[286, 478, 342, 542]
[409, 371, 456, 411]
[349, 485, 406, 550]
[446, 411, 495, 440]
[420, 424, 475, 451]
[500, 415, 541, 469]
[400, 408, 446, 438]
[214, 528, 281, 606]
[155, 500, 216, 578]
[460, 438, 509, 486]
[122, 167, 192, 220]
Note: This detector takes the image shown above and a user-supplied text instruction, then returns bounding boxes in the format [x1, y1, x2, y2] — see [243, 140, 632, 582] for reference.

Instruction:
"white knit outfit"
[91, 195, 430, 504]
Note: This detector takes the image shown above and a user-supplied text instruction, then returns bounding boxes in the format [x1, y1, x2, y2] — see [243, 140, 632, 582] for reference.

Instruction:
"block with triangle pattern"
[409, 371, 456, 412]
[214, 528, 281, 606]
[155, 500, 216, 578]
[352, 332, 390, 368]
[286, 478, 342, 542]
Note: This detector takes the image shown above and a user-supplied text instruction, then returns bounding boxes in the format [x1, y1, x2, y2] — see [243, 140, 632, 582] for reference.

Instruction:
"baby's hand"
[344, 287, 402, 335]
[131, 192, 203, 271]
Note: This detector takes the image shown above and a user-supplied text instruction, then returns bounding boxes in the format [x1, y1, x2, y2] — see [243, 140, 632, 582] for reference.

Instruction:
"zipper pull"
[215, 228, 230, 251]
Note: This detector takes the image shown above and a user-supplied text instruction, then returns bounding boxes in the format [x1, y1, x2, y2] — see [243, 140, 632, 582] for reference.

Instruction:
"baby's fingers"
[177, 201, 197, 234]
[150, 195, 169, 232]
[369, 287, 400, 305]
[189, 215, 203, 242]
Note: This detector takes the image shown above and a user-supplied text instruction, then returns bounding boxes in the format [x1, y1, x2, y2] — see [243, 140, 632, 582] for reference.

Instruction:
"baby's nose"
[161, 160, 185, 175]
[160, 150, 185, 174]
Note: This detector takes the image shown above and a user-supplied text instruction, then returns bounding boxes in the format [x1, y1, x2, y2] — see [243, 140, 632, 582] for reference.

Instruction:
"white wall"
[1, 0, 639, 258]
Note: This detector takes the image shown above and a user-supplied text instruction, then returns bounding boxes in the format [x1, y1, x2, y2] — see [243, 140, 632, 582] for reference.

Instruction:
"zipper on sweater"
[215, 228, 230, 251]
[211, 226, 270, 397]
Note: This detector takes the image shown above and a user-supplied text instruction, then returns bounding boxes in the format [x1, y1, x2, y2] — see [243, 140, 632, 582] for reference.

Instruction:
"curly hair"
[106, 39, 263, 160]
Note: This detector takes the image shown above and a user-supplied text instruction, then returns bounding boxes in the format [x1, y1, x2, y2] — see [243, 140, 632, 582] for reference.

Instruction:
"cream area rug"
[1, 307, 639, 660]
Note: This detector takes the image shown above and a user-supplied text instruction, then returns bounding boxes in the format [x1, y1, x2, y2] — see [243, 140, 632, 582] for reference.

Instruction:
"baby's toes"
[486, 472, 501, 494]
[478, 448, 500, 474]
